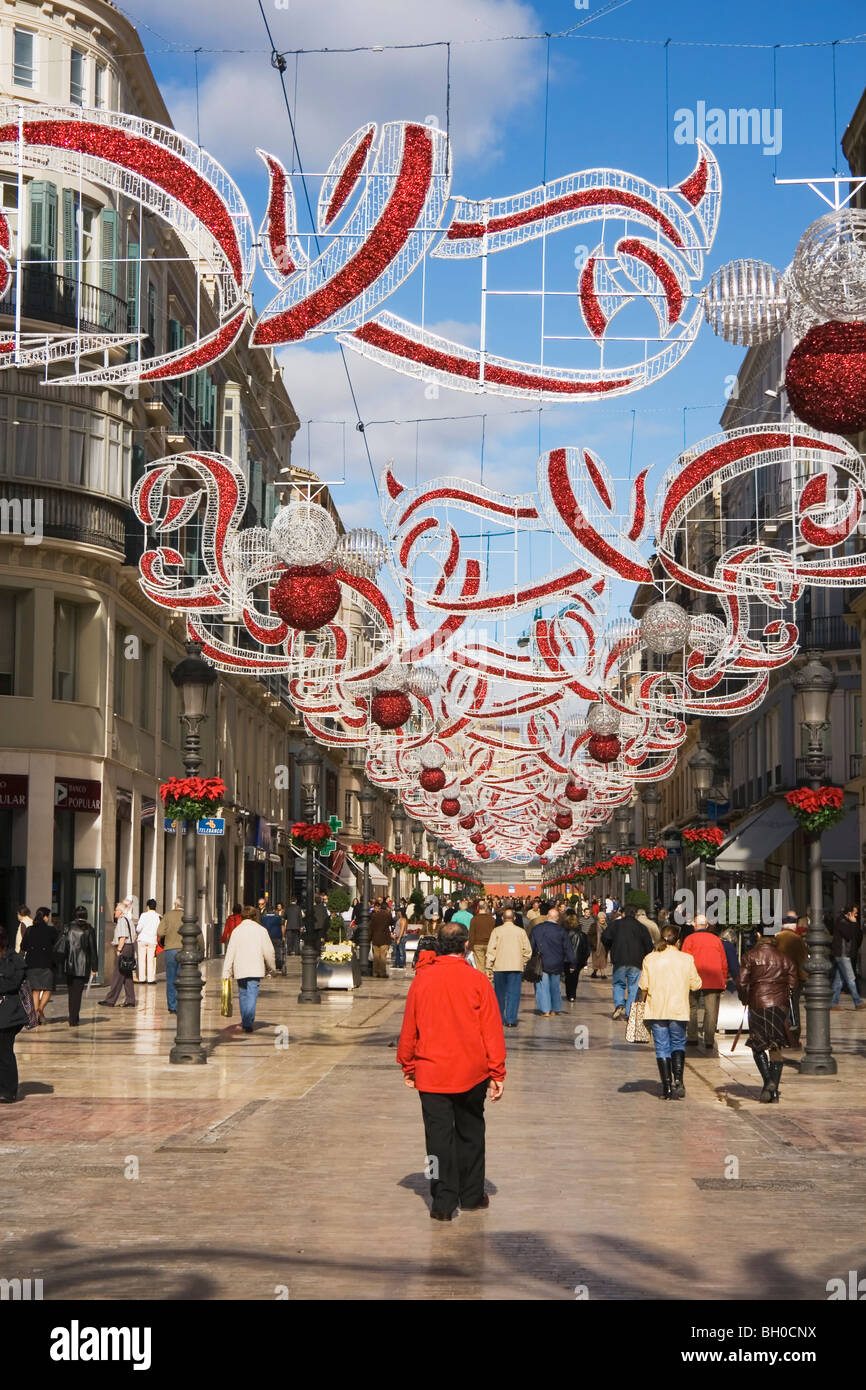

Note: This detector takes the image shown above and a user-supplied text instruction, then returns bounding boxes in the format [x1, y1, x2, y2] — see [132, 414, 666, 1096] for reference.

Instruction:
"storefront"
[0, 774, 28, 934]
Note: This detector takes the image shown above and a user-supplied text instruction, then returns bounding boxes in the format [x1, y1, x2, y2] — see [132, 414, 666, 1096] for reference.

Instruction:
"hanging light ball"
[587, 733, 621, 764]
[270, 501, 337, 566]
[586, 700, 621, 736]
[459, 814, 476, 830]
[546, 828, 561, 844]
[271, 565, 341, 630]
[372, 664, 410, 693]
[418, 742, 447, 769]
[419, 767, 447, 793]
[640, 600, 690, 655]
[405, 665, 439, 698]
[226, 527, 275, 573]
[371, 690, 412, 730]
[555, 810, 573, 830]
[470, 831, 483, 844]
[701, 259, 790, 346]
[334, 527, 389, 579]
[785, 321, 866, 434]
[689, 612, 728, 655]
[792, 209, 866, 322]
[441, 797, 461, 817]
[565, 782, 588, 803]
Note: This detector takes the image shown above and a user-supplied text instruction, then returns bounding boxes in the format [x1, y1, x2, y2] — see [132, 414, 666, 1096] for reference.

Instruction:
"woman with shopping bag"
[637, 925, 703, 1101]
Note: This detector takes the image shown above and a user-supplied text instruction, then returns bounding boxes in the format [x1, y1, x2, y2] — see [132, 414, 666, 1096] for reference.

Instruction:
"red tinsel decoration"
[271, 565, 341, 630]
[587, 733, 621, 763]
[419, 768, 447, 792]
[555, 811, 573, 829]
[370, 690, 412, 729]
[441, 797, 461, 816]
[565, 782, 588, 802]
[785, 321, 866, 434]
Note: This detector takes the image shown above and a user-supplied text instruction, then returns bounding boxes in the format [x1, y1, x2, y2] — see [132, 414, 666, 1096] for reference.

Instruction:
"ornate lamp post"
[615, 804, 632, 902]
[355, 781, 378, 976]
[390, 802, 408, 906]
[640, 786, 661, 903]
[792, 653, 837, 1076]
[689, 740, 716, 898]
[296, 736, 322, 1004]
[169, 641, 216, 1065]
[596, 825, 610, 902]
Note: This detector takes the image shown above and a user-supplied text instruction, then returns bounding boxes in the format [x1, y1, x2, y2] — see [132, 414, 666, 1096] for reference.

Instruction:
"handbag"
[117, 943, 136, 978]
[523, 950, 544, 984]
[625, 999, 652, 1044]
[220, 977, 233, 1018]
[19, 979, 38, 1030]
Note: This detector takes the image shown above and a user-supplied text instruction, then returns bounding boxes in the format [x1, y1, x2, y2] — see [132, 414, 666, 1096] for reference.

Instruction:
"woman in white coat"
[638, 925, 702, 1101]
[222, 906, 276, 1034]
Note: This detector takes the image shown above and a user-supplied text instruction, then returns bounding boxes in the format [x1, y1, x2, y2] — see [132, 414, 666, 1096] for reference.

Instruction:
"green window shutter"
[126, 240, 140, 332]
[168, 318, 183, 351]
[100, 208, 118, 296]
[28, 180, 58, 265]
[62, 188, 77, 280]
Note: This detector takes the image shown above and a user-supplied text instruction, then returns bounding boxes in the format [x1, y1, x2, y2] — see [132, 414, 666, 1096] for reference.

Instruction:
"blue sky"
[121, 0, 866, 630]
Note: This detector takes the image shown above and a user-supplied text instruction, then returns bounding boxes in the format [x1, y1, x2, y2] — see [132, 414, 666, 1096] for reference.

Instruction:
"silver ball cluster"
[640, 600, 690, 655]
[334, 527, 389, 579]
[270, 502, 337, 566]
[586, 700, 621, 735]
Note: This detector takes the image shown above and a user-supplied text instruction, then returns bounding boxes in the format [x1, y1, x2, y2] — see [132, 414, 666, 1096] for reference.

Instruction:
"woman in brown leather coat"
[738, 926, 798, 1103]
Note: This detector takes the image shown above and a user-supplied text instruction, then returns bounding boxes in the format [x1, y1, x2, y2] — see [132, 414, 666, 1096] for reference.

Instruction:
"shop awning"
[822, 806, 860, 869]
[714, 803, 795, 870]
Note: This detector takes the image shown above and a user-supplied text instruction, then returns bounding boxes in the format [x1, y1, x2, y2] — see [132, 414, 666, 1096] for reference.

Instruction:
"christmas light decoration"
[371, 691, 413, 730]
[588, 734, 621, 764]
[586, 700, 621, 735]
[640, 601, 690, 654]
[419, 768, 447, 792]
[271, 566, 342, 630]
[270, 501, 338, 566]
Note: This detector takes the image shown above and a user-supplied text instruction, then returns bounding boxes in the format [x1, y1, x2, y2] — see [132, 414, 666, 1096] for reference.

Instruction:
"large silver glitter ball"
[418, 742, 447, 769]
[334, 527, 389, 579]
[701, 259, 789, 346]
[270, 502, 337, 566]
[640, 600, 690, 655]
[586, 700, 621, 736]
[793, 209, 866, 322]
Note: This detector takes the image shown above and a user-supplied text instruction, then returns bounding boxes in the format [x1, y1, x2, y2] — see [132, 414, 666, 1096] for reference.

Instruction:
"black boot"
[768, 1060, 783, 1103]
[670, 1050, 686, 1099]
[656, 1057, 673, 1100]
[754, 1050, 774, 1103]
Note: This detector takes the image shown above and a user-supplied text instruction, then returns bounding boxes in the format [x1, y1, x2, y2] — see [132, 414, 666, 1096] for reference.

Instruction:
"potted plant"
[316, 937, 362, 990]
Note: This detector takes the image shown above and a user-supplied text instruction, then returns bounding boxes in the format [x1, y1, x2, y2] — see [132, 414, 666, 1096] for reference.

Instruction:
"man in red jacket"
[681, 913, 730, 1050]
[397, 921, 506, 1222]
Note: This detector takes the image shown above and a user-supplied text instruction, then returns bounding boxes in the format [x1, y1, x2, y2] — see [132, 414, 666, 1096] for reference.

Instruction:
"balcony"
[0, 478, 127, 554]
[0, 268, 129, 336]
[799, 615, 859, 652]
[851, 754, 863, 782]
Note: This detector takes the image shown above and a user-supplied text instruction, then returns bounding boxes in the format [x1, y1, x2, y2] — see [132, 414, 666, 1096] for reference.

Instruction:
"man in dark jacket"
[368, 899, 395, 978]
[284, 898, 302, 956]
[0, 924, 27, 1101]
[831, 905, 863, 1010]
[602, 910, 653, 1021]
[529, 904, 576, 1016]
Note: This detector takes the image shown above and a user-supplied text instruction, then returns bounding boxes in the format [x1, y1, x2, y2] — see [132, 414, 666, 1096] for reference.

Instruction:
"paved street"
[3, 964, 866, 1302]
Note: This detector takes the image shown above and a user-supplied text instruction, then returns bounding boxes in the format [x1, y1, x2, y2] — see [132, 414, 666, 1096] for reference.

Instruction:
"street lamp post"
[689, 739, 716, 901]
[596, 825, 610, 901]
[169, 642, 216, 1065]
[390, 802, 407, 907]
[792, 653, 838, 1076]
[615, 805, 631, 902]
[641, 786, 661, 904]
[356, 781, 377, 976]
[296, 737, 322, 1005]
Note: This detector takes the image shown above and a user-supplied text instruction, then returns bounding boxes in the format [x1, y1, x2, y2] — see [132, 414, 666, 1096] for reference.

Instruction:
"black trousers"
[564, 965, 583, 1002]
[67, 975, 87, 1025]
[0, 1026, 21, 1098]
[286, 929, 300, 956]
[419, 1079, 488, 1215]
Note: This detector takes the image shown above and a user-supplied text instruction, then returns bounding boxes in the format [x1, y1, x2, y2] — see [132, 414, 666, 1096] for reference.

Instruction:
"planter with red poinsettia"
[784, 785, 848, 835]
[160, 776, 226, 822]
[290, 821, 332, 852]
[611, 853, 635, 868]
[682, 825, 724, 860]
[638, 846, 667, 863]
[351, 841, 384, 864]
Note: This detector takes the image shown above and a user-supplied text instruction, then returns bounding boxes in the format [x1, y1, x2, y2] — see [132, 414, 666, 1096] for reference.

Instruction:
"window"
[114, 624, 130, 720]
[0, 591, 16, 695]
[94, 62, 107, 109]
[147, 282, 156, 343]
[139, 643, 153, 731]
[161, 662, 175, 742]
[87, 414, 105, 492]
[69, 409, 86, 486]
[13, 399, 37, 477]
[344, 790, 353, 829]
[43, 404, 62, 481]
[70, 48, 85, 106]
[53, 600, 78, 701]
[107, 419, 121, 496]
[13, 29, 34, 88]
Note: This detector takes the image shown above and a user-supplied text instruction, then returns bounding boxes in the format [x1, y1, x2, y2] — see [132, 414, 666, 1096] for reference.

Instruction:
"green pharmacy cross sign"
[320, 814, 343, 859]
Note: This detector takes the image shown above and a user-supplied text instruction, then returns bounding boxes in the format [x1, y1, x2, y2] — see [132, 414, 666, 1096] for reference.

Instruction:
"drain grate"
[694, 1178, 816, 1191]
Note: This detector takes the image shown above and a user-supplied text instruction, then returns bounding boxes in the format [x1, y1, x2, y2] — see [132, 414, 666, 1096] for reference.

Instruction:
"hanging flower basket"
[638, 846, 667, 863]
[352, 841, 384, 863]
[159, 776, 225, 822]
[611, 853, 635, 868]
[785, 786, 847, 835]
[290, 821, 331, 849]
[682, 825, 724, 859]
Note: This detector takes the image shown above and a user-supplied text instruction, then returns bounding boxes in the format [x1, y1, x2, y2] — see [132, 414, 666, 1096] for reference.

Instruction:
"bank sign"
[0, 775, 28, 809]
[54, 779, 101, 813]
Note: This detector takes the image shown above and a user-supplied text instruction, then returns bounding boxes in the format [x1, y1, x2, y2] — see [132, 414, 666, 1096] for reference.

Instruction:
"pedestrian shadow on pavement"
[617, 1080, 663, 1095]
[16, 1081, 54, 1097]
[397, 1172, 499, 1204]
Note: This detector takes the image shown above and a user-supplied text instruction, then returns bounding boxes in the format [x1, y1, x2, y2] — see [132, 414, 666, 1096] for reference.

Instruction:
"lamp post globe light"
[791, 652, 838, 1076]
[640, 786, 662, 901]
[615, 804, 632, 900]
[356, 780, 378, 976]
[169, 641, 216, 1065]
[391, 802, 408, 905]
[689, 740, 717, 897]
[297, 736, 323, 1005]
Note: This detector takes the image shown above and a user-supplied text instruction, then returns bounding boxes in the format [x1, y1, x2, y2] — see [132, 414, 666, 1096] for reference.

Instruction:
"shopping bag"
[625, 999, 651, 1044]
[220, 978, 233, 1018]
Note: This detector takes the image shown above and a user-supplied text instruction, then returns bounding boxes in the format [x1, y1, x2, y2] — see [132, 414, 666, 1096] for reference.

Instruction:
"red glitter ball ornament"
[785, 321, 866, 434]
[271, 565, 341, 630]
[555, 811, 573, 829]
[370, 690, 412, 730]
[546, 829, 561, 844]
[459, 814, 476, 830]
[470, 831, 483, 844]
[441, 798, 461, 817]
[587, 733, 621, 764]
[419, 768, 446, 792]
[565, 782, 588, 803]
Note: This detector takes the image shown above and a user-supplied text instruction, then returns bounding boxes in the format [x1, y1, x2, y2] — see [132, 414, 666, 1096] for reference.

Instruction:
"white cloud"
[125, 0, 544, 175]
